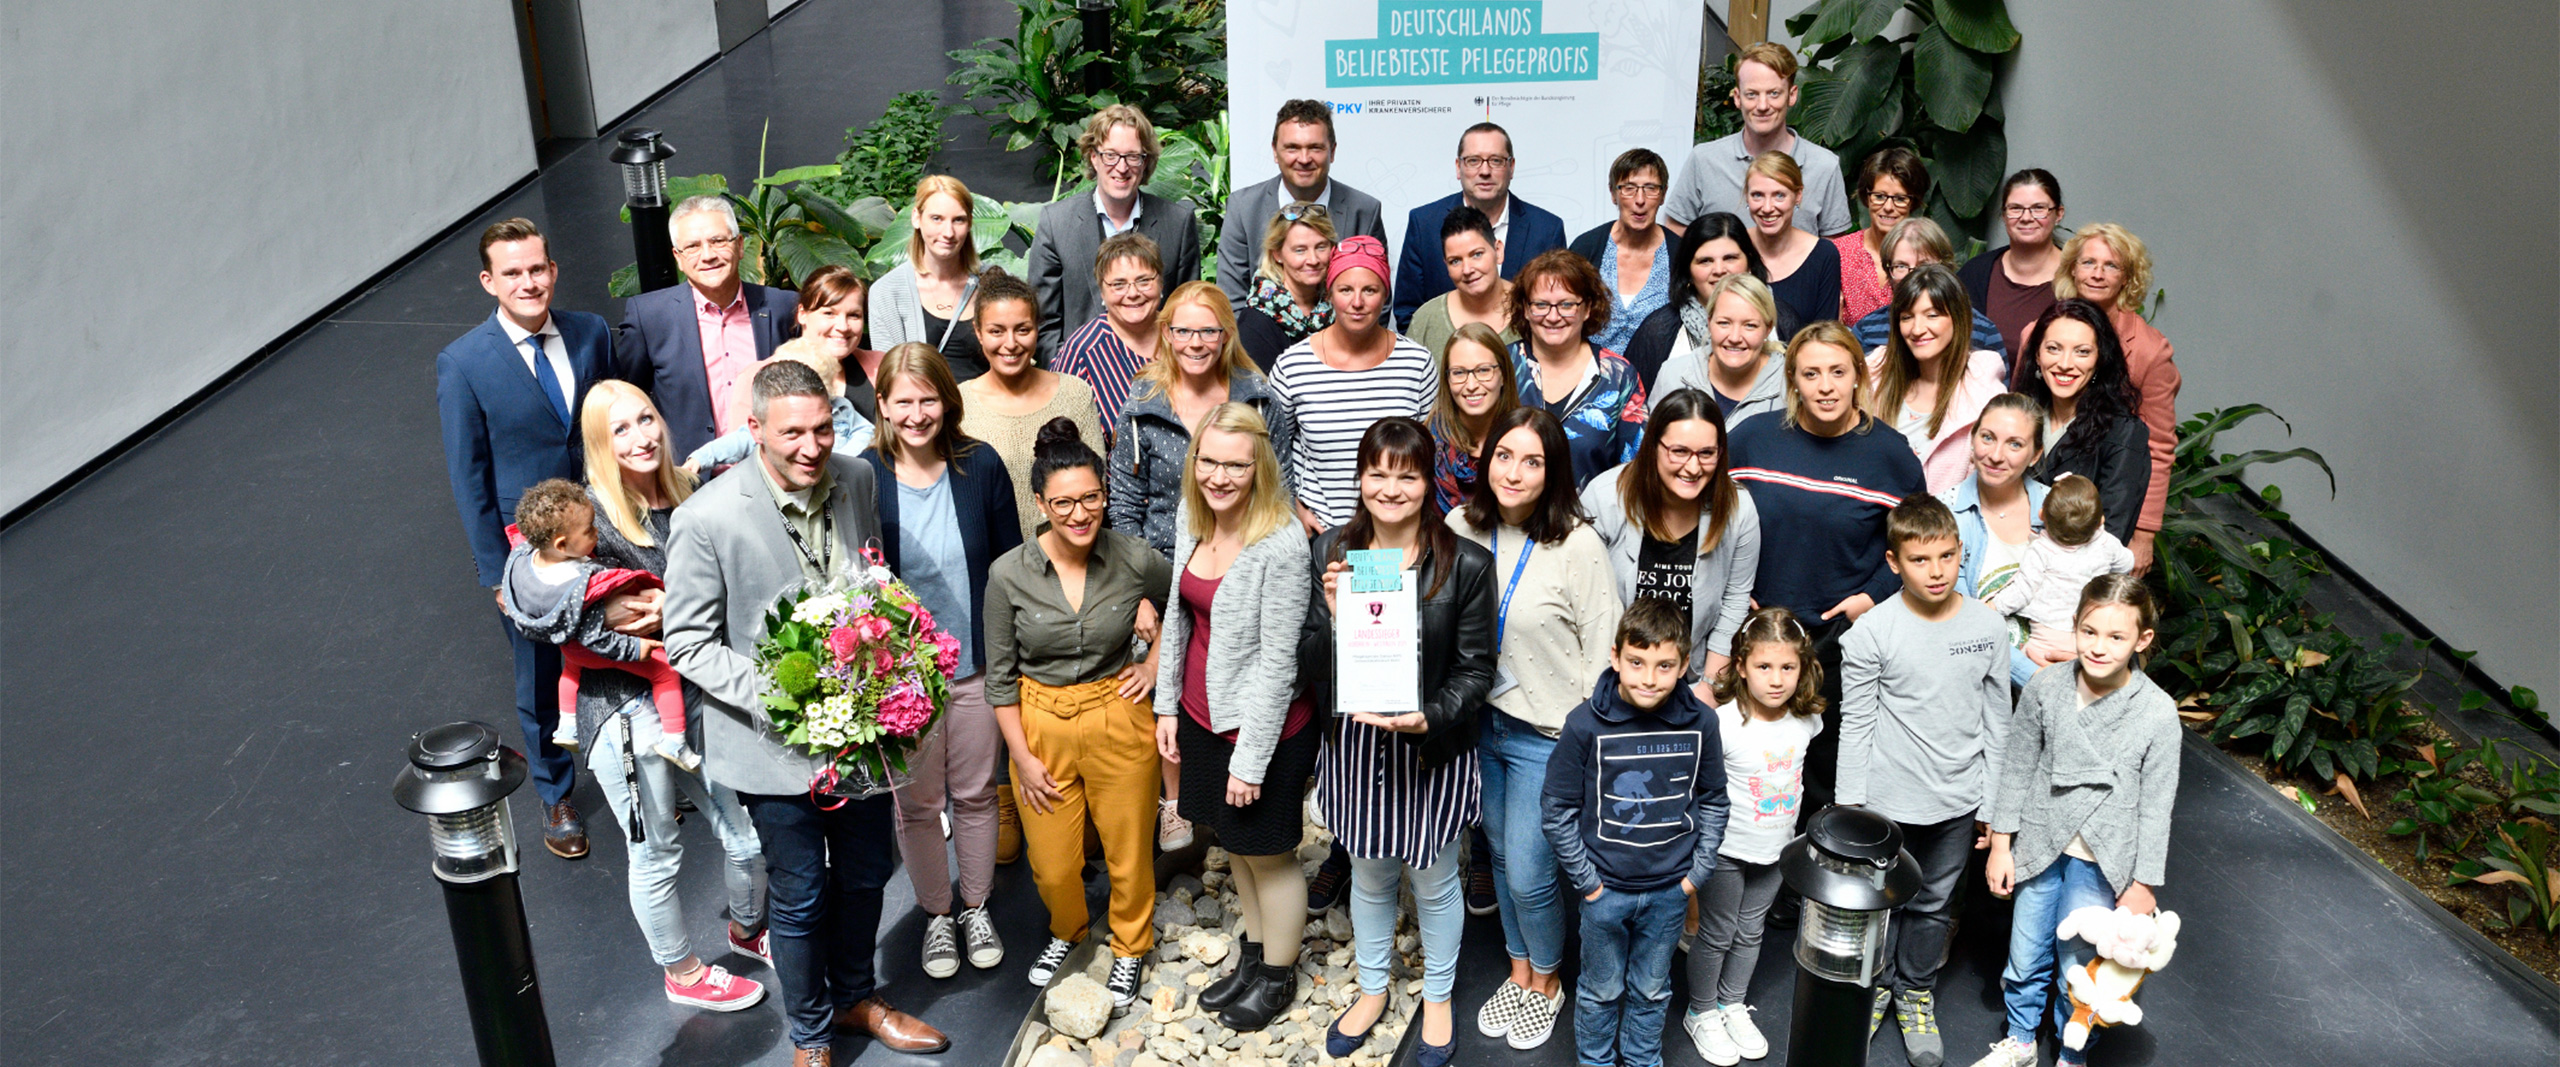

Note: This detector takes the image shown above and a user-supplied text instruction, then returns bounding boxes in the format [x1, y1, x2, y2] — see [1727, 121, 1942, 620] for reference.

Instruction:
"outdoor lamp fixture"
[1779, 804, 1921, 1067]
[1077, 0, 1113, 94]
[392, 721, 556, 1067]
[612, 127, 681, 294]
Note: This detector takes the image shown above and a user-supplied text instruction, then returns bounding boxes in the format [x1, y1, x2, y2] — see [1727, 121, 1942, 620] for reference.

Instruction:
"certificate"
[1335, 568, 1421, 716]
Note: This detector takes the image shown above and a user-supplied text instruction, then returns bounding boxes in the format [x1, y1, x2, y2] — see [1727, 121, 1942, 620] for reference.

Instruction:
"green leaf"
[2385, 818, 2419, 836]
[608, 263, 641, 299]
[843, 195, 898, 232]
[760, 164, 843, 186]
[782, 184, 868, 241]
[1911, 25, 1995, 132]
[2185, 447, 2337, 499]
[1800, 0, 1860, 45]
[1922, 118, 2004, 217]
[1848, 0, 1901, 38]
[1817, 37, 1904, 145]
[2512, 685, 2541, 713]
[1932, 0, 2022, 53]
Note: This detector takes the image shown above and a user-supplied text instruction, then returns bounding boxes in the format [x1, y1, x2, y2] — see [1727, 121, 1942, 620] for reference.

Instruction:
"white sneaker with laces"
[920, 913, 959, 979]
[1027, 936, 1076, 986]
[958, 904, 1004, 969]
[1687, 1007, 1742, 1066]
[1157, 798, 1194, 851]
[1967, 1037, 2038, 1067]
[1721, 1002, 1770, 1059]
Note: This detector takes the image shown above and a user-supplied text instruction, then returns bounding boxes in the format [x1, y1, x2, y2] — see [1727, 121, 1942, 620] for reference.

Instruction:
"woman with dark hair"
[794, 264, 883, 424]
[863, 344, 1023, 981]
[1304, 417, 1497, 1066]
[1744, 151, 1841, 338]
[1406, 206, 1518, 362]
[1508, 248, 1647, 491]
[1449, 407, 1621, 1053]
[2016, 299, 2150, 543]
[984, 418, 1173, 1009]
[1578, 388, 1762, 684]
[1848, 218, 2005, 361]
[1838, 147, 1930, 326]
[1427, 322, 1522, 512]
[1863, 263, 2008, 491]
[2054, 223, 2182, 571]
[1053, 231, 1167, 433]
[1622, 212, 1800, 389]
[1959, 169, 2067, 364]
[959, 269, 1105, 542]
[1567, 148, 1674, 356]
[1938, 392, 2053, 687]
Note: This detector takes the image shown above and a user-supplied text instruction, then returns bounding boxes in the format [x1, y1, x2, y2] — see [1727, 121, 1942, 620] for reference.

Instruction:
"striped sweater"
[1725, 411, 1927, 619]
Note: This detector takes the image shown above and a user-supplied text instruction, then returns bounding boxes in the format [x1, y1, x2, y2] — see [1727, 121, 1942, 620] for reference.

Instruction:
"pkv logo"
[1328, 101, 1364, 115]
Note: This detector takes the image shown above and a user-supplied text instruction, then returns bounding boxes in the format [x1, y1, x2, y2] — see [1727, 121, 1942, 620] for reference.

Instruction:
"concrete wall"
[0, 0, 537, 515]
[1761, 0, 2558, 694]
[582, 0, 722, 126]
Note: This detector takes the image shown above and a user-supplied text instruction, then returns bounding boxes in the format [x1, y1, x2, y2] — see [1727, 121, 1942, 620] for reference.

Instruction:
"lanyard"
[776, 487, 836, 577]
[1489, 525, 1536, 648]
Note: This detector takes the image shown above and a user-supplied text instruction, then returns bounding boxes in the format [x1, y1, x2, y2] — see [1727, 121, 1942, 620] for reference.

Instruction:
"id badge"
[1489, 663, 1519, 699]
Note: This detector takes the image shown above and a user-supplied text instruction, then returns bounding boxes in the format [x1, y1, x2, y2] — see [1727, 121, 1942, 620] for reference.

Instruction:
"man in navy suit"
[1392, 122, 1568, 330]
[437, 217, 623, 858]
[613, 195, 798, 461]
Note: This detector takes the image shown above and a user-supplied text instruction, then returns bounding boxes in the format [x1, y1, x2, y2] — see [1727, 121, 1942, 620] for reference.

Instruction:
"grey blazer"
[1027, 191, 1204, 360]
[1216, 175, 1388, 305]
[662, 453, 884, 796]
[867, 261, 979, 353]
[1149, 504, 1312, 785]
[1578, 467, 1762, 678]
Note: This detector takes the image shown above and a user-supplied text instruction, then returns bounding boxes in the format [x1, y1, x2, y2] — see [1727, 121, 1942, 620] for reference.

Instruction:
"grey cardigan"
[1577, 466, 1762, 678]
[1149, 503, 1312, 785]
[662, 454, 884, 796]
[1106, 369, 1295, 557]
[867, 261, 979, 352]
[1651, 340, 1787, 427]
[1991, 664, 2182, 894]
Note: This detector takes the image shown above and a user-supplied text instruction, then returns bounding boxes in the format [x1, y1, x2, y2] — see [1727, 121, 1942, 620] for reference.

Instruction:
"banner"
[1229, 1, 1706, 260]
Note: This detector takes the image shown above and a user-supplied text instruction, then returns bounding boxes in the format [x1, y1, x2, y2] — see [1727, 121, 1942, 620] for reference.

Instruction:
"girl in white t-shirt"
[1682, 608, 1827, 1066]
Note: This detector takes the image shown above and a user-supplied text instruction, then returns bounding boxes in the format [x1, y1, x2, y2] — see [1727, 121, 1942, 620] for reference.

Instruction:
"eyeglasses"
[1169, 325, 1226, 343]
[1866, 192, 1913, 209]
[1459, 155, 1513, 171]
[1527, 299, 1585, 318]
[1885, 261, 1925, 279]
[1192, 456, 1255, 479]
[1614, 182, 1667, 199]
[1094, 149, 1150, 170]
[1103, 276, 1162, 295]
[1660, 444, 1718, 470]
[1277, 202, 1331, 222]
[676, 234, 742, 258]
[2004, 204, 2056, 221]
[1448, 365, 1503, 384]
[1042, 490, 1106, 515]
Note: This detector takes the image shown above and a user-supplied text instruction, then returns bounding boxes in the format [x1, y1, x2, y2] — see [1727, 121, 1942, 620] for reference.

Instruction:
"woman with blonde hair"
[2052, 223, 2180, 571]
[1652, 273, 1788, 427]
[1236, 202, 1339, 368]
[871, 174, 990, 380]
[1742, 151, 1841, 336]
[1151, 402, 1316, 1031]
[1111, 281, 1296, 557]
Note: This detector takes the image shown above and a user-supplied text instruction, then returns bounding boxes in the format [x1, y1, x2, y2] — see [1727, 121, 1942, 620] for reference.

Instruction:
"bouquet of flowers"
[755, 549, 962, 799]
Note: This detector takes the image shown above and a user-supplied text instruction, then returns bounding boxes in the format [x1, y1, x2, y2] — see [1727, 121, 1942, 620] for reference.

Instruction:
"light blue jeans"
[590, 697, 766, 966]
[1574, 883, 1689, 1067]
[2001, 854, 2118, 1063]
[1350, 846, 1465, 1001]
[1477, 708, 1567, 972]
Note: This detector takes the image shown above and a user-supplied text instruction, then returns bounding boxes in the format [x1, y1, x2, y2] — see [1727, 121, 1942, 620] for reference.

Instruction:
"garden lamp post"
[1779, 805, 1921, 1067]
[392, 721, 556, 1067]
[613, 127, 680, 294]
[1077, 0, 1112, 94]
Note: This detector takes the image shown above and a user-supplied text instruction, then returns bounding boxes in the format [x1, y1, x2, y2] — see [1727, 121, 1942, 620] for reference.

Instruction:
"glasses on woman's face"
[1867, 191, 1913, 210]
[1448, 364, 1502, 384]
[1659, 444, 1716, 470]
[1193, 456, 1254, 479]
[1615, 181, 1666, 201]
[1527, 299, 1584, 319]
[1043, 490, 1106, 515]
[2004, 204, 2056, 221]
[1169, 325, 1226, 343]
[1103, 275, 1162, 296]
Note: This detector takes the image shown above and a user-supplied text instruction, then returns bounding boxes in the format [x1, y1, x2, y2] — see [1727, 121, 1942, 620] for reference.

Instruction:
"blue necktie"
[526, 337, 570, 425]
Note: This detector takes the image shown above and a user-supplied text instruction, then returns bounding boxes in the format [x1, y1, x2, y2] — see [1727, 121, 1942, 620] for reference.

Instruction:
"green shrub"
[948, 0, 1227, 182]
[1783, 0, 2020, 235]
[814, 90, 953, 206]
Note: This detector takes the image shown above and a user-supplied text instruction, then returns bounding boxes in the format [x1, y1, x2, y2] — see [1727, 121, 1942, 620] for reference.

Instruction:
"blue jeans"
[738, 790, 898, 1050]
[1575, 883, 1689, 1067]
[1351, 846, 1464, 1001]
[589, 698, 764, 966]
[503, 617, 574, 805]
[1478, 708, 1566, 972]
[2001, 854, 2118, 1062]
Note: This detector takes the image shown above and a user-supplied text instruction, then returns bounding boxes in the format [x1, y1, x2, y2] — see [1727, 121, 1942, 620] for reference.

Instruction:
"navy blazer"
[863, 444, 1023, 677]
[1393, 192, 1568, 330]
[437, 310, 615, 586]
[612, 282, 799, 459]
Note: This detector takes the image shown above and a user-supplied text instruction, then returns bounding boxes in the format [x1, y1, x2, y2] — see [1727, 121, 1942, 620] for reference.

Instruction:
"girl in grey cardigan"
[1977, 574, 2178, 1067]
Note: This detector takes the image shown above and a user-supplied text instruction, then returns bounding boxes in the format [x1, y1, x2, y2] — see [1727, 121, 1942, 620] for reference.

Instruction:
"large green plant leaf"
[1912, 25, 1995, 133]
[1790, 73, 1852, 148]
[1923, 118, 2004, 216]
[771, 226, 860, 291]
[782, 185, 870, 243]
[1805, 37, 1903, 145]
[1797, 0, 1860, 46]
[842, 195, 898, 233]
[1933, 0, 2022, 53]
[759, 164, 843, 186]
[1849, 0, 1902, 38]
[2185, 447, 2337, 498]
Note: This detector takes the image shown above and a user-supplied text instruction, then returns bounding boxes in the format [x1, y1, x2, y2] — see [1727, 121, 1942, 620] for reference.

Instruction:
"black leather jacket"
[2032, 412, 2150, 543]
[1301, 528, 1498, 768]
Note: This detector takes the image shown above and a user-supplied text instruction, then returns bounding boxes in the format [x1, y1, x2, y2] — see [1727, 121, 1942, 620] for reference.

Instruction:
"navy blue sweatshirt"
[1541, 669, 1729, 894]
[1726, 411, 1927, 619]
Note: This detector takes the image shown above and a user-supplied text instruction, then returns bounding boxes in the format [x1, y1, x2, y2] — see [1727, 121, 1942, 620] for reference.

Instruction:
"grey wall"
[583, 0, 722, 126]
[1, 0, 537, 515]
[1760, 1, 2558, 694]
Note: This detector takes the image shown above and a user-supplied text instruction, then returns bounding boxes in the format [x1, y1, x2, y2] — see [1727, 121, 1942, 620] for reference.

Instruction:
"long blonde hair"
[580, 380, 697, 546]
[906, 174, 979, 273]
[1136, 282, 1257, 402]
[1181, 402, 1291, 545]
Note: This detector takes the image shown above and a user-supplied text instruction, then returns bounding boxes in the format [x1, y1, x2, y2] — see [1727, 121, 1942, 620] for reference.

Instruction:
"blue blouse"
[1590, 235, 1672, 356]
[1509, 342, 1648, 491]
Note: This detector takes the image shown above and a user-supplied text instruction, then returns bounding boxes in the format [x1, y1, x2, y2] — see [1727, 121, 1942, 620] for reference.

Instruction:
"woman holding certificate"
[1449, 407, 1622, 1052]
[1149, 403, 1317, 1032]
[1303, 417, 1496, 1066]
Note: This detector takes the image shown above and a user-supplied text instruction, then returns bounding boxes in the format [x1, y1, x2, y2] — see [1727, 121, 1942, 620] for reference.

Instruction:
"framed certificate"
[1335, 568, 1421, 716]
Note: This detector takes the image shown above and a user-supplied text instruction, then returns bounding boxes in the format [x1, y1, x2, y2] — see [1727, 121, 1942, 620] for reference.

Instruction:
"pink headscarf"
[1325, 234, 1391, 292]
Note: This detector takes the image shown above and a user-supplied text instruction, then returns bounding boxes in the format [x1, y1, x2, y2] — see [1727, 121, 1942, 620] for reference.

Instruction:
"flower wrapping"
[754, 553, 954, 800]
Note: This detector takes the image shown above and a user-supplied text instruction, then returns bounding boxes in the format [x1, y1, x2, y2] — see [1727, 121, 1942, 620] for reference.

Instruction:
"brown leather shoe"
[789, 1046, 831, 1067]
[836, 996, 948, 1053]
[542, 801, 588, 859]
[995, 786, 1024, 865]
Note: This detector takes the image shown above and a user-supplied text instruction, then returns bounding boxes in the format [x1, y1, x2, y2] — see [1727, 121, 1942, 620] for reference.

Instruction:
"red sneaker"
[665, 965, 764, 1012]
[730, 925, 772, 967]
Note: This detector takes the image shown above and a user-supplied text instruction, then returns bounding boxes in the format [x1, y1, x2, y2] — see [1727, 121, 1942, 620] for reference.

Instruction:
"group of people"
[437, 41, 2187, 1067]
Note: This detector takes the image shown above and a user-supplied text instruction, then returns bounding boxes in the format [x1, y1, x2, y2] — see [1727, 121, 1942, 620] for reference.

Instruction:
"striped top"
[1725, 410, 1928, 620]
[1318, 717, 1481, 868]
[1052, 317, 1153, 438]
[1268, 333, 1438, 527]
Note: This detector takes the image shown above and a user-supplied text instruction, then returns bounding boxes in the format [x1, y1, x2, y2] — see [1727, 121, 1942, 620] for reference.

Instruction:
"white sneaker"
[920, 913, 960, 979]
[1505, 983, 1564, 1051]
[1474, 981, 1527, 1038]
[1720, 1002, 1770, 1059]
[550, 712, 580, 752]
[958, 904, 1004, 969]
[1687, 1007, 1742, 1066]
[1968, 1037, 2038, 1067]
[1027, 935, 1076, 986]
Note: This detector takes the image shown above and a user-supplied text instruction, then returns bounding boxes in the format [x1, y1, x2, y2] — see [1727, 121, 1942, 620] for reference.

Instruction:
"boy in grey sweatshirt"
[1837, 496, 2010, 1067]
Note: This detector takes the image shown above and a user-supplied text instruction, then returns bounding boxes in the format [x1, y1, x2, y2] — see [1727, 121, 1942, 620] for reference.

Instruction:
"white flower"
[792, 592, 851, 626]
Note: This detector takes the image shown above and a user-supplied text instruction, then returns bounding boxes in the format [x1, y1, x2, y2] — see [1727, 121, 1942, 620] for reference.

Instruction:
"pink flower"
[825, 626, 861, 664]
[872, 648, 897, 675]
[931, 631, 962, 677]
[877, 683, 935, 737]
[853, 614, 892, 645]
[912, 606, 936, 634]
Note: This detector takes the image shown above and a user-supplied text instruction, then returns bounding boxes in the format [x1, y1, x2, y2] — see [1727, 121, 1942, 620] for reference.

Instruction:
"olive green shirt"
[756, 450, 850, 585]
[983, 528, 1173, 705]
[1405, 291, 1520, 364]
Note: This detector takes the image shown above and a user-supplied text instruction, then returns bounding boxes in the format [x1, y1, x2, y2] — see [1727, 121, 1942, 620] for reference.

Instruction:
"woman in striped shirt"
[1269, 235, 1437, 534]
[1052, 231, 1167, 436]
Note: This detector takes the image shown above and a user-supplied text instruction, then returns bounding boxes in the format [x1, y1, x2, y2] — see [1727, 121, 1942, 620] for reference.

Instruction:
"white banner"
[1228, 1, 1706, 259]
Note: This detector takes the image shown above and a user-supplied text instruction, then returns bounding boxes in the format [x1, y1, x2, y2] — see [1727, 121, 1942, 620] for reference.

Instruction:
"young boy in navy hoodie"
[1543, 598, 1730, 1067]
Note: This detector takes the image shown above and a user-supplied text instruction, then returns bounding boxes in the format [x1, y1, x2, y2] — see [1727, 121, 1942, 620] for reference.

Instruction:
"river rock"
[1046, 974, 1113, 1039]
[1320, 909, 1354, 942]
[1027, 1046, 1086, 1067]
[1192, 894, 1225, 927]
[1181, 930, 1231, 965]
[1157, 896, 1198, 929]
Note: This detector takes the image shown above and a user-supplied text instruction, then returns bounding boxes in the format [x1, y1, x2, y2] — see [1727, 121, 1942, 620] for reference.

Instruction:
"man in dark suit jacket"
[1027, 107, 1204, 361]
[613, 195, 798, 460]
[1393, 122, 1567, 330]
[436, 217, 616, 859]
[1217, 99, 1387, 306]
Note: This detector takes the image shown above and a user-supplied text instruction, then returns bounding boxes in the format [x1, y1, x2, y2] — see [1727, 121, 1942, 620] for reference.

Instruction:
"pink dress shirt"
[695, 288, 757, 436]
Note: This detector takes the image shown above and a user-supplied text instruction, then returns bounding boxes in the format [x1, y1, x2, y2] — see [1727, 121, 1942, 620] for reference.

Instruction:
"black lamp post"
[612, 128, 680, 294]
[1077, 0, 1113, 94]
[392, 722, 557, 1067]
[1779, 805, 1921, 1067]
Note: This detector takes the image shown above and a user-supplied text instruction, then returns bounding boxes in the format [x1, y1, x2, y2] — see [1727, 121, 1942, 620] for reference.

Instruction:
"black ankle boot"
[1218, 960, 1298, 1032]
[1197, 940, 1262, 1013]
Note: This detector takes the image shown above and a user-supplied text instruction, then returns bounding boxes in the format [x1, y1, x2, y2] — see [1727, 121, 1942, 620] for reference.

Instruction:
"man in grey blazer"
[1027, 106, 1203, 361]
[663, 360, 946, 1062]
[1216, 99, 1388, 305]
